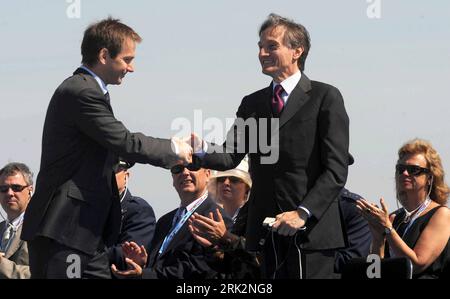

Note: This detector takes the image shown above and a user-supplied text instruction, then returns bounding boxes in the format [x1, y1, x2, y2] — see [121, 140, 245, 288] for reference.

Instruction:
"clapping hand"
[356, 198, 395, 239]
[111, 241, 147, 278]
[188, 209, 227, 247]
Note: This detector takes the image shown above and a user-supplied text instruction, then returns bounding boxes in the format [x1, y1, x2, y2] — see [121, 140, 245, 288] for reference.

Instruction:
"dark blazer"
[202, 74, 349, 251]
[22, 68, 174, 255]
[108, 190, 156, 270]
[143, 196, 230, 279]
[335, 188, 371, 273]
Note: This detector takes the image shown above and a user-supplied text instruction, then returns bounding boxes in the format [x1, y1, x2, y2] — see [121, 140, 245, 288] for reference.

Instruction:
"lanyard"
[158, 192, 208, 255]
[401, 197, 431, 237]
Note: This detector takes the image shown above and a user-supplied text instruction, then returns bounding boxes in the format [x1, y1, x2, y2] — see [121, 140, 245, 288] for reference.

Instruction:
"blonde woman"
[357, 139, 450, 278]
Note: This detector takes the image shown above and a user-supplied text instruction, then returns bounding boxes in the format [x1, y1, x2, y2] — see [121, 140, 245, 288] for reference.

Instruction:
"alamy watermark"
[366, 254, 381, 278]
[171, 110, 280, 164]
[366, 0, 382, 19]
[66, 253, 81, 278]
[66, 0, 81, 19]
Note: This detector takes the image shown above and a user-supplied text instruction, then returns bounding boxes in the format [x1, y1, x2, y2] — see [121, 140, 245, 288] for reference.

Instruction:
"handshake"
[169, 133, 204, 167]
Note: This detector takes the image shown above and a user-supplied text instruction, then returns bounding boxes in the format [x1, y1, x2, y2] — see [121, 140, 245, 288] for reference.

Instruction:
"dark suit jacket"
[107, 190, 156, 270]
[202, 74, 349, 251]
[143, 196, 231, 279]
[22, 68, 174, 255]
[335, 188, 371, 273]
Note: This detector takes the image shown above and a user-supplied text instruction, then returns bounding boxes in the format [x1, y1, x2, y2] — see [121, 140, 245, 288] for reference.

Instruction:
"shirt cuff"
[170, 138, 179, 155]
[194, 141, 208, 158]
[297, 206, 312, 219]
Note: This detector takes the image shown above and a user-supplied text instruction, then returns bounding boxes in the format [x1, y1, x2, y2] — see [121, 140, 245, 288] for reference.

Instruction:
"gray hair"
[0, 162, 34, 186]
[259, 13, 311, 72]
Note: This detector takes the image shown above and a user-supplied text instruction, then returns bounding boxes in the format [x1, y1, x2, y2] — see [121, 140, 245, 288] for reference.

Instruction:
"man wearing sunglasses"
[0, 162, 33, 279]
[112, 162, 231, 279]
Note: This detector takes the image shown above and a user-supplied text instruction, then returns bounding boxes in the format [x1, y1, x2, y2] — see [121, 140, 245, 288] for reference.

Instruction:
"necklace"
[402, 197, 431, 223]
[400, 197, 432, 237]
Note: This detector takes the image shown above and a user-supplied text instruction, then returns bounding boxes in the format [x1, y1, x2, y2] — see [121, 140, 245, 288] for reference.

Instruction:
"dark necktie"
[104, 92, 111, 104]
[272, 84, 285, 116]
[171, 207, 187, 231]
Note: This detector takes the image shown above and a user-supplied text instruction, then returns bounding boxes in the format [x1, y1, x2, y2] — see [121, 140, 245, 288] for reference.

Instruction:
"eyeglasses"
[0, 184, 29, 193]
[216, 176, 244, 184]
[170, 164, 201, 174]
[395, 164, 430, 176]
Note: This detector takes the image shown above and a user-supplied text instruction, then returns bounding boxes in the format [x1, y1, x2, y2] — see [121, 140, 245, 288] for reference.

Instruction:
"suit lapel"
[259, 85, 273, 119]
[279, 74, 312, 129]
[5, 225, 23, 259]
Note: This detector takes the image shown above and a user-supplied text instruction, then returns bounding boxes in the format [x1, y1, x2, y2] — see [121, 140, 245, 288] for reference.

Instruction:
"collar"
[272, 71, 302, 96]
[6, 212, 25, 229]
[184, 191, 208, 212]
[80, 65, 109, 95]
[231, 206, 242, 224]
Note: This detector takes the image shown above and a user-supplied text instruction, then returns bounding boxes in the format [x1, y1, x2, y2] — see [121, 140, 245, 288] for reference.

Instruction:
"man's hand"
[188, 209, 227, 246]
[183, 133, 204, 154]
[111, 258, 143, 279]
[170, 137, 193, 165]
[111, 241, 147, 279]
[121, 241, 148, 268]
[271, 210, 307, 236]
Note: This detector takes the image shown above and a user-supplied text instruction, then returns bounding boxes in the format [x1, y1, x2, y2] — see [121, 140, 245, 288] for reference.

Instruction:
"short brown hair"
[397, 138, 449, 205]
[81, 17, 142, 66]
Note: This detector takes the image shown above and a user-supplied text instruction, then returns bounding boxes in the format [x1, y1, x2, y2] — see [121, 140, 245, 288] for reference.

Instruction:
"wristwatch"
[384, 226, 393, 236]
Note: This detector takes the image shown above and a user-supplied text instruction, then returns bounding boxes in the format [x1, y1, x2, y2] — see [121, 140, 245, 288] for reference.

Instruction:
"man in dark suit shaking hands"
[21, 18, 192, 279]
[200, 13, 350, 278]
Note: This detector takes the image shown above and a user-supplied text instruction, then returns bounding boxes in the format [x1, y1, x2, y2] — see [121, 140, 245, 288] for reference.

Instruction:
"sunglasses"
[0, 184, 29, 193]
[216, 176, 244, 184]
[395, 164, 430, 176]
[170, 164, 201, 174]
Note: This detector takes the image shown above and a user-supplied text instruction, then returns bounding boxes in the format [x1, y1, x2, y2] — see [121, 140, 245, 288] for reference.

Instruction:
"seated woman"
[208, 157, 251, 223]
[189, 157, 261, 278]
[356, 139, 450, 278]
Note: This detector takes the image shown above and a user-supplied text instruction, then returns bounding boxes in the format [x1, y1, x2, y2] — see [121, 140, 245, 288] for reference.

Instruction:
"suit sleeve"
[73, 88, 174, 168]
[201, 97, 250, 170]
[0, 258, 30, 279]
[335, 197, 372, 272]
[108, 198, 156, 269]
[301, 86, 349, 221]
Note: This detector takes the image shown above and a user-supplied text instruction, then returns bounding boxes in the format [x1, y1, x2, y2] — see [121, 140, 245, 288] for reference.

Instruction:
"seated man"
[107, 159, 156, 271]
[335, 188, 372, 273]
[0, 162, 33, 279]
[111, 162, 231, 279]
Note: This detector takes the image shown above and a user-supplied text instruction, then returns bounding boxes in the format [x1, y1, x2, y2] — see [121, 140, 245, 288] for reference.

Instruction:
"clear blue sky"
[1, 0, 449, 218]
